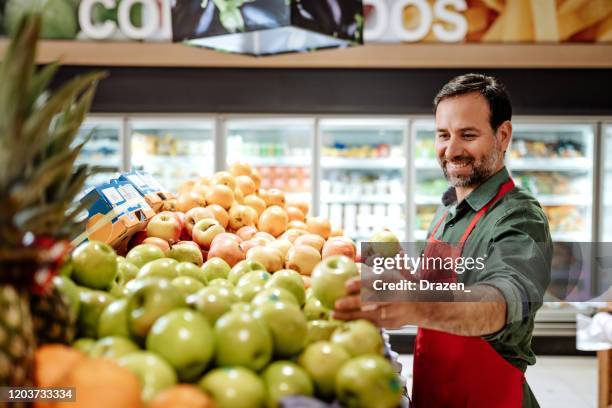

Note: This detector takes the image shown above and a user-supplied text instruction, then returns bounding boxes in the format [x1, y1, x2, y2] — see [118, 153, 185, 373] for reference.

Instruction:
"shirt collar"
[441, 167, 510, 212]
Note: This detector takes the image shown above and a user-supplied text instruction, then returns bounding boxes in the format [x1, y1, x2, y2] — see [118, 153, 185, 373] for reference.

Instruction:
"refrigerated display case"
[225, 118, 313, 204]
[410, 120, 596, 243]
[129, 118, 215, 192]
[75, 118, 124, 195]
[319, 118, 407, 242]
[509, 122, 595, 242]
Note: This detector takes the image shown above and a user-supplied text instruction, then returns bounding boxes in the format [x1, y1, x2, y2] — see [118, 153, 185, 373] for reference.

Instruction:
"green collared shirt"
[428, 166, 552, 407]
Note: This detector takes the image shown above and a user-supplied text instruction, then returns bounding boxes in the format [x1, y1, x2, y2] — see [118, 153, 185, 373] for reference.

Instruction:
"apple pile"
[47, 163, 403, 408]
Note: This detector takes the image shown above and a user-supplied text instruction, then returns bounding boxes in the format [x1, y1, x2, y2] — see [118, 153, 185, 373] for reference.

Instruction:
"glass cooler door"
[129, 118, 215, 192]
[225, 118, 314, 205]
[75, 118, 124, 195]
[412, 120, 446, 241]
[319, 118, 407, 243]
[509, 122, 595, 242]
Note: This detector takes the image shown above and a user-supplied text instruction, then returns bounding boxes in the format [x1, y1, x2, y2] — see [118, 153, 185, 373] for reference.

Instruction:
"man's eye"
[463, 134, 476, 139]
[437, 133, 449, 139]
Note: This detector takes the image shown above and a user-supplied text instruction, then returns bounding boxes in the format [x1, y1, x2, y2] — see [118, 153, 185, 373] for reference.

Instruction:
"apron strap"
[430, 209, 449, 239]
[459, 178, 515, 244]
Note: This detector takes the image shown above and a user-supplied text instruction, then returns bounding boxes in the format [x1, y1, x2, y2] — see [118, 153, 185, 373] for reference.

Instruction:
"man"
[334, 73, 553, 408]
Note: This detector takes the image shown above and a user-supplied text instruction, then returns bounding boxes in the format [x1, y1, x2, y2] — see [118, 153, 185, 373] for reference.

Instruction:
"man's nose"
[445, 134, 464, 159]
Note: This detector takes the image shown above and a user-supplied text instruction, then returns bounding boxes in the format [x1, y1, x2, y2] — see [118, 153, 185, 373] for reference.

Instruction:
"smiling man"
[334, 74, 553, 408]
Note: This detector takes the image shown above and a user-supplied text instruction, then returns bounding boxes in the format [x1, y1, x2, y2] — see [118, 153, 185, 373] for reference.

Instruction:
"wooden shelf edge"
[1, 40, 612, 69]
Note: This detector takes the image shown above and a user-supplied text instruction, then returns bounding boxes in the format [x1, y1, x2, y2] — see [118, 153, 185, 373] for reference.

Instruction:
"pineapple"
[0, 13, 105, 389]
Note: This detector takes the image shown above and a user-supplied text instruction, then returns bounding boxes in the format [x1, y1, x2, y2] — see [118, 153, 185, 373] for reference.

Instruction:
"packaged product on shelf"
[72, 180, 155, 248]
[117, 171, 175, 211]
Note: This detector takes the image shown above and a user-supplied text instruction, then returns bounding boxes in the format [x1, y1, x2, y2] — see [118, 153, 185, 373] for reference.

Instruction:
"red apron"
[412, 178, 525, 408]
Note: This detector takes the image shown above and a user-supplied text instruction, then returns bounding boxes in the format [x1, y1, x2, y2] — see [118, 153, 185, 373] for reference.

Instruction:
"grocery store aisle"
[397, 355, 597, 408]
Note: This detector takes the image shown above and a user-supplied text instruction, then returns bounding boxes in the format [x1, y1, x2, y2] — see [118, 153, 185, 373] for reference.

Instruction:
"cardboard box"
[118, 171, 174, 212]
[72, 180, 155, 248]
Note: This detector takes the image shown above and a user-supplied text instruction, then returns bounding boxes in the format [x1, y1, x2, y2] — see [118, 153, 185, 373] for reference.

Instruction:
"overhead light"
[171, 0, 364, 56]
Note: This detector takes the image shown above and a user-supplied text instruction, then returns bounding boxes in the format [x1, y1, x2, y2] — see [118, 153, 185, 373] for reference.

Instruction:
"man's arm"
[333, 280, 507, 337]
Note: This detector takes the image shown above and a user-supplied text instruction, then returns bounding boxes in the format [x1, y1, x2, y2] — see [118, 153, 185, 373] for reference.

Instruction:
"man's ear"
[496, 121, 512, 151]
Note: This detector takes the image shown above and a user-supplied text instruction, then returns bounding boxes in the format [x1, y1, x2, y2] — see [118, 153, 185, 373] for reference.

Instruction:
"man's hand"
[333, 278, 416, 329]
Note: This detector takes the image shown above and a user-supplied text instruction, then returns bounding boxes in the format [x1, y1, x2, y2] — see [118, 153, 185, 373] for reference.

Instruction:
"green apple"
[90, 336, 139, 360]
[253, 301, 307, 357]
[235, 271, 272, 302]
[262, 361, 314, 407]
[202, 257, 231, 282]
[71, 241, 117, 290]
[303, 297, 330, 321]
[298, 341, 350, 399]
[199, 367, 265, 408]
[52, 275, 80, 318]
[228, 259, 266, 285]
[213, 310, 272, 371]
[115, 259, 139, 286]
[336, 355, 402, 408]
[311, 255, 358, 310]
[72, 337, 96, 354]
[137, 258, 179, 280]
[231, 302, 254, 313]
[306, 320, 342, 345]
[207, 279, 234, 290]
[187, 286, 237, 325]
[265, 269, 306, 306]
[126, 244, 165, 268]
[331, 319, 384, 357]
[126, 278, 186, 340]
[118, 351, 177, 402]
[124, 276, 166, 295]
[77, 288, 115, 338]
[251, 287, 299, 307]
[146, 308, 214, 382]
[171, 276, 205, 297]
[98, 298, 131, 338]
[109, 282, 129, 298]
[176, 262, 207, 284]
[369, 229, 401, 258]
[167, 241, 204, 266]
[58, 258, 73, 278]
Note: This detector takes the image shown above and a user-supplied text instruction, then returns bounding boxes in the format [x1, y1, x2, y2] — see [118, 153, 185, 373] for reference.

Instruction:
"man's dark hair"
[433, 73, 512, 132]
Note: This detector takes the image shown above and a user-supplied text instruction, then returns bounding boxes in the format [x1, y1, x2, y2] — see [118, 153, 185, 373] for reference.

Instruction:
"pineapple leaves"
[0, 14, 107, 245]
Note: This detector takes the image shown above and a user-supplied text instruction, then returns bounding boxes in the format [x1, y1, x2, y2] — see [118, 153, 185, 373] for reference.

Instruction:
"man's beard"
[439, 144, 503, 188]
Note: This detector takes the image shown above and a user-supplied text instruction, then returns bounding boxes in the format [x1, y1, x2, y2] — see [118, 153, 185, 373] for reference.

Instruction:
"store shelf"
[321, 157, 405, 170]
[509, 158, 591, 171]
[3, 41, 612, 68]
[322, 195, 405, 204]
[239, 156, 310, 167]
[414, 158, 439, 169]
[538, 195, 592, 206]
[415, 195, 442, 205]
[551, 231, 588, 242]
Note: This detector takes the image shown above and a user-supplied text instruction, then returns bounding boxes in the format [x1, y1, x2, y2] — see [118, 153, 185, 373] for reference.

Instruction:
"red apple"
[147, 211, 182, 244]
[285, 245, 321, 276]
[228, 205, 256, 231]
[322, 239, 356, 260]
[192, 218, 225, 250]
[184, 207, 215, 236]
[306, 217, 331, 239]
[207, 240, 245, 267]
[143, 237, 171, 254]
[280, 229, 308, 243]
[239, 240, 261, 254]
[294, 234, 325, 253]
[246, 246, 284, 273]
[236, 226, 258, 241]
[210, 233, 242, 249]
[206, 204, 229, 229]
[258, 206, 288, 237]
